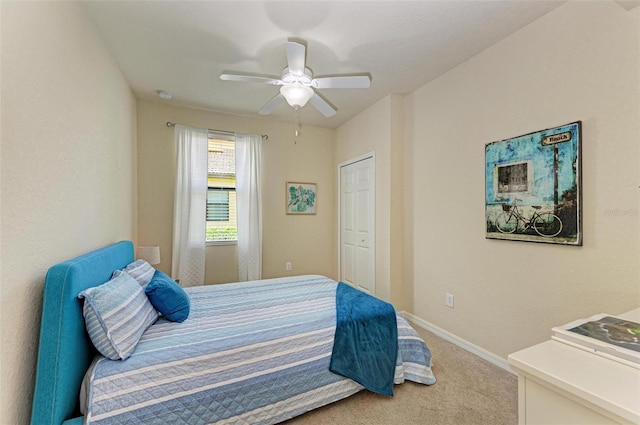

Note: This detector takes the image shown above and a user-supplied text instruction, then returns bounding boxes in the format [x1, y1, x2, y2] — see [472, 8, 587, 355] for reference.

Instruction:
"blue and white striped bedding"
[82, 275, 436, 425]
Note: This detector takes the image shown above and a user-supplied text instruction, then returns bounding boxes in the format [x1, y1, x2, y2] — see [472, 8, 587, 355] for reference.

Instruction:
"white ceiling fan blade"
[220, 74, 283, 85]
[258, 94, 285, 115]
[308, 93, 336, 117]
[311, 75, 371, 89]
[286, 41, 306, 75]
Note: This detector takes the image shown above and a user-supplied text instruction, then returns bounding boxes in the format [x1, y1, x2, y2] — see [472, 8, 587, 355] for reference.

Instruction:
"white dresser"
[508, 308, 640, 425]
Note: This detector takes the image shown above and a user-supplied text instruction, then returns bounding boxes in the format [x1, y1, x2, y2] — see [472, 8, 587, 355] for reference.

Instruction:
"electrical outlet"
[285, 262, 292, 272]
[446, 293, 455, 308]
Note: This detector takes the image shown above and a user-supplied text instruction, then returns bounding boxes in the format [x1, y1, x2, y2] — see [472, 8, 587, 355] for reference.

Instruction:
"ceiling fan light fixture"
[280, 83, 313, 108]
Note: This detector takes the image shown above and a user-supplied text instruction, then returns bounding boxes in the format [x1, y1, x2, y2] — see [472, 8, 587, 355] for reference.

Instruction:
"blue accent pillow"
[145, 270, 190, 322]
[78, 272, 158, 360]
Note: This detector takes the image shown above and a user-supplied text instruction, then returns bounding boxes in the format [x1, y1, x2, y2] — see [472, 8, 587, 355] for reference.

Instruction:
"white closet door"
[340, 156, 375, 294]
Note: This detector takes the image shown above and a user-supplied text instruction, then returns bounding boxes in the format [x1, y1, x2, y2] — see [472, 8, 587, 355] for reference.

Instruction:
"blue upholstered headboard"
[31, 241, 134, 425]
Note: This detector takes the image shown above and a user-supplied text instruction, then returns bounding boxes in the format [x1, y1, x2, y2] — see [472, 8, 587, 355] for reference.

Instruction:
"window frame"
[494, 159, 534, 198]
[206, 136, 237, 245]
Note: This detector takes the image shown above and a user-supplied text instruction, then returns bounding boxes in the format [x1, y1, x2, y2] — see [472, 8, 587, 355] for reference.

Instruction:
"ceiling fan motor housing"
[281, 67, 314, 86]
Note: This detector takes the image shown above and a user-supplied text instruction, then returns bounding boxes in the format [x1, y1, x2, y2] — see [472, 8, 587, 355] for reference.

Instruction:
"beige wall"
[389, 95, 405, 308]
[137, 100, 336, 284]
[0, 2, 137, 423]
[401, 1, 639, 358]
[334, 95, 402, 305]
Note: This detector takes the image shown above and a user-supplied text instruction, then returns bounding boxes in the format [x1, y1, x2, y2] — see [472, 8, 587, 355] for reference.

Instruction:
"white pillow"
[78, 272, 158, 360]
[112, 259, 155, 289]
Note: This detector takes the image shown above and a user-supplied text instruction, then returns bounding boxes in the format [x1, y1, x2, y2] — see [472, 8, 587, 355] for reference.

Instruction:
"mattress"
[82, 275, 435, 424]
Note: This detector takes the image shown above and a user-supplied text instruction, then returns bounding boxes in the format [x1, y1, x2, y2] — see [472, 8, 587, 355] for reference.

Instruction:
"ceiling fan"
[220, 40, 371, 118]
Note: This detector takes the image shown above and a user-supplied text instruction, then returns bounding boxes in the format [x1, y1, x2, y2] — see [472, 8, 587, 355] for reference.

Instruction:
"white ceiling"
[83, 0, 566, 129]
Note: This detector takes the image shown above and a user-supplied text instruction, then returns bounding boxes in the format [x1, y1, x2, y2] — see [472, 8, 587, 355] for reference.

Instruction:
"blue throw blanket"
[329, 282, 398, 396]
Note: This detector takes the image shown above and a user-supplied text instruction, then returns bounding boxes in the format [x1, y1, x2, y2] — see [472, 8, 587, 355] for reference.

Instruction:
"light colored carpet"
[281, 326, 518, 425]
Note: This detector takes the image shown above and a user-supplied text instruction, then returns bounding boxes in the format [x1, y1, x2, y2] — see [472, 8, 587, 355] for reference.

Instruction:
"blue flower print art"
[286, 182, 317, 215]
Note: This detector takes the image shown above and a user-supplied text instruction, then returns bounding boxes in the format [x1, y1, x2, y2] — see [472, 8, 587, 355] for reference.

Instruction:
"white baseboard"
[399, 311, 514, 374]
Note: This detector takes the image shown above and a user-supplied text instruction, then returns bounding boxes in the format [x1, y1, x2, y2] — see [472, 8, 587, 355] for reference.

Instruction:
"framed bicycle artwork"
[485, 121, 582, 245]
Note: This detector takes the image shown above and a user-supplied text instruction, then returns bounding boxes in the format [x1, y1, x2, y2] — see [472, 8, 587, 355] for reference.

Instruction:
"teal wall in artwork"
[485, 121, 580, 206]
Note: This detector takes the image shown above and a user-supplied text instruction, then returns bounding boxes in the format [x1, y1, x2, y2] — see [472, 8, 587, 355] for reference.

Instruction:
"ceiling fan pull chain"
[294, 109, 301, 144]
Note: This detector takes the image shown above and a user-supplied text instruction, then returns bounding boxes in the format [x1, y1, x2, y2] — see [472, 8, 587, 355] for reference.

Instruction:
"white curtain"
[171, 125, 208, 287]
[235, 133, 263, 281]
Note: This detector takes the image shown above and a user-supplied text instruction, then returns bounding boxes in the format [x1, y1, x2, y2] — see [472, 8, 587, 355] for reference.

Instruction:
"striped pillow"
[112, 259, 155, 289]
[78, 272, 158, 360]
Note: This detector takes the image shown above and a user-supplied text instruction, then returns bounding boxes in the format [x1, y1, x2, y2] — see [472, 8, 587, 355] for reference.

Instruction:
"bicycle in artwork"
[494, 199, 563, 237]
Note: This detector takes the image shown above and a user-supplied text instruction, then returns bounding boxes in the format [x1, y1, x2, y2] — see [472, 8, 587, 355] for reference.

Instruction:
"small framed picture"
[286, 182, 317, 215]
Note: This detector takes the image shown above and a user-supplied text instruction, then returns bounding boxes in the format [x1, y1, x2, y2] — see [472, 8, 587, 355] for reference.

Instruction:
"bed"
[31, 241, 435, 425]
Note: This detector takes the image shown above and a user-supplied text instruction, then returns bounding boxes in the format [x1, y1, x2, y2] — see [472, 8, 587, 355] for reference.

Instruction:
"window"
[206, 138, 237, 242]
[495, 160, 533, 197]
[498, 163, 528, 193]
[207, 189, 230, 221]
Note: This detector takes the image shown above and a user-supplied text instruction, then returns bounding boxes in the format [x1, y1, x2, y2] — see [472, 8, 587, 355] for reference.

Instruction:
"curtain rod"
[166, 122, 268, 140]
